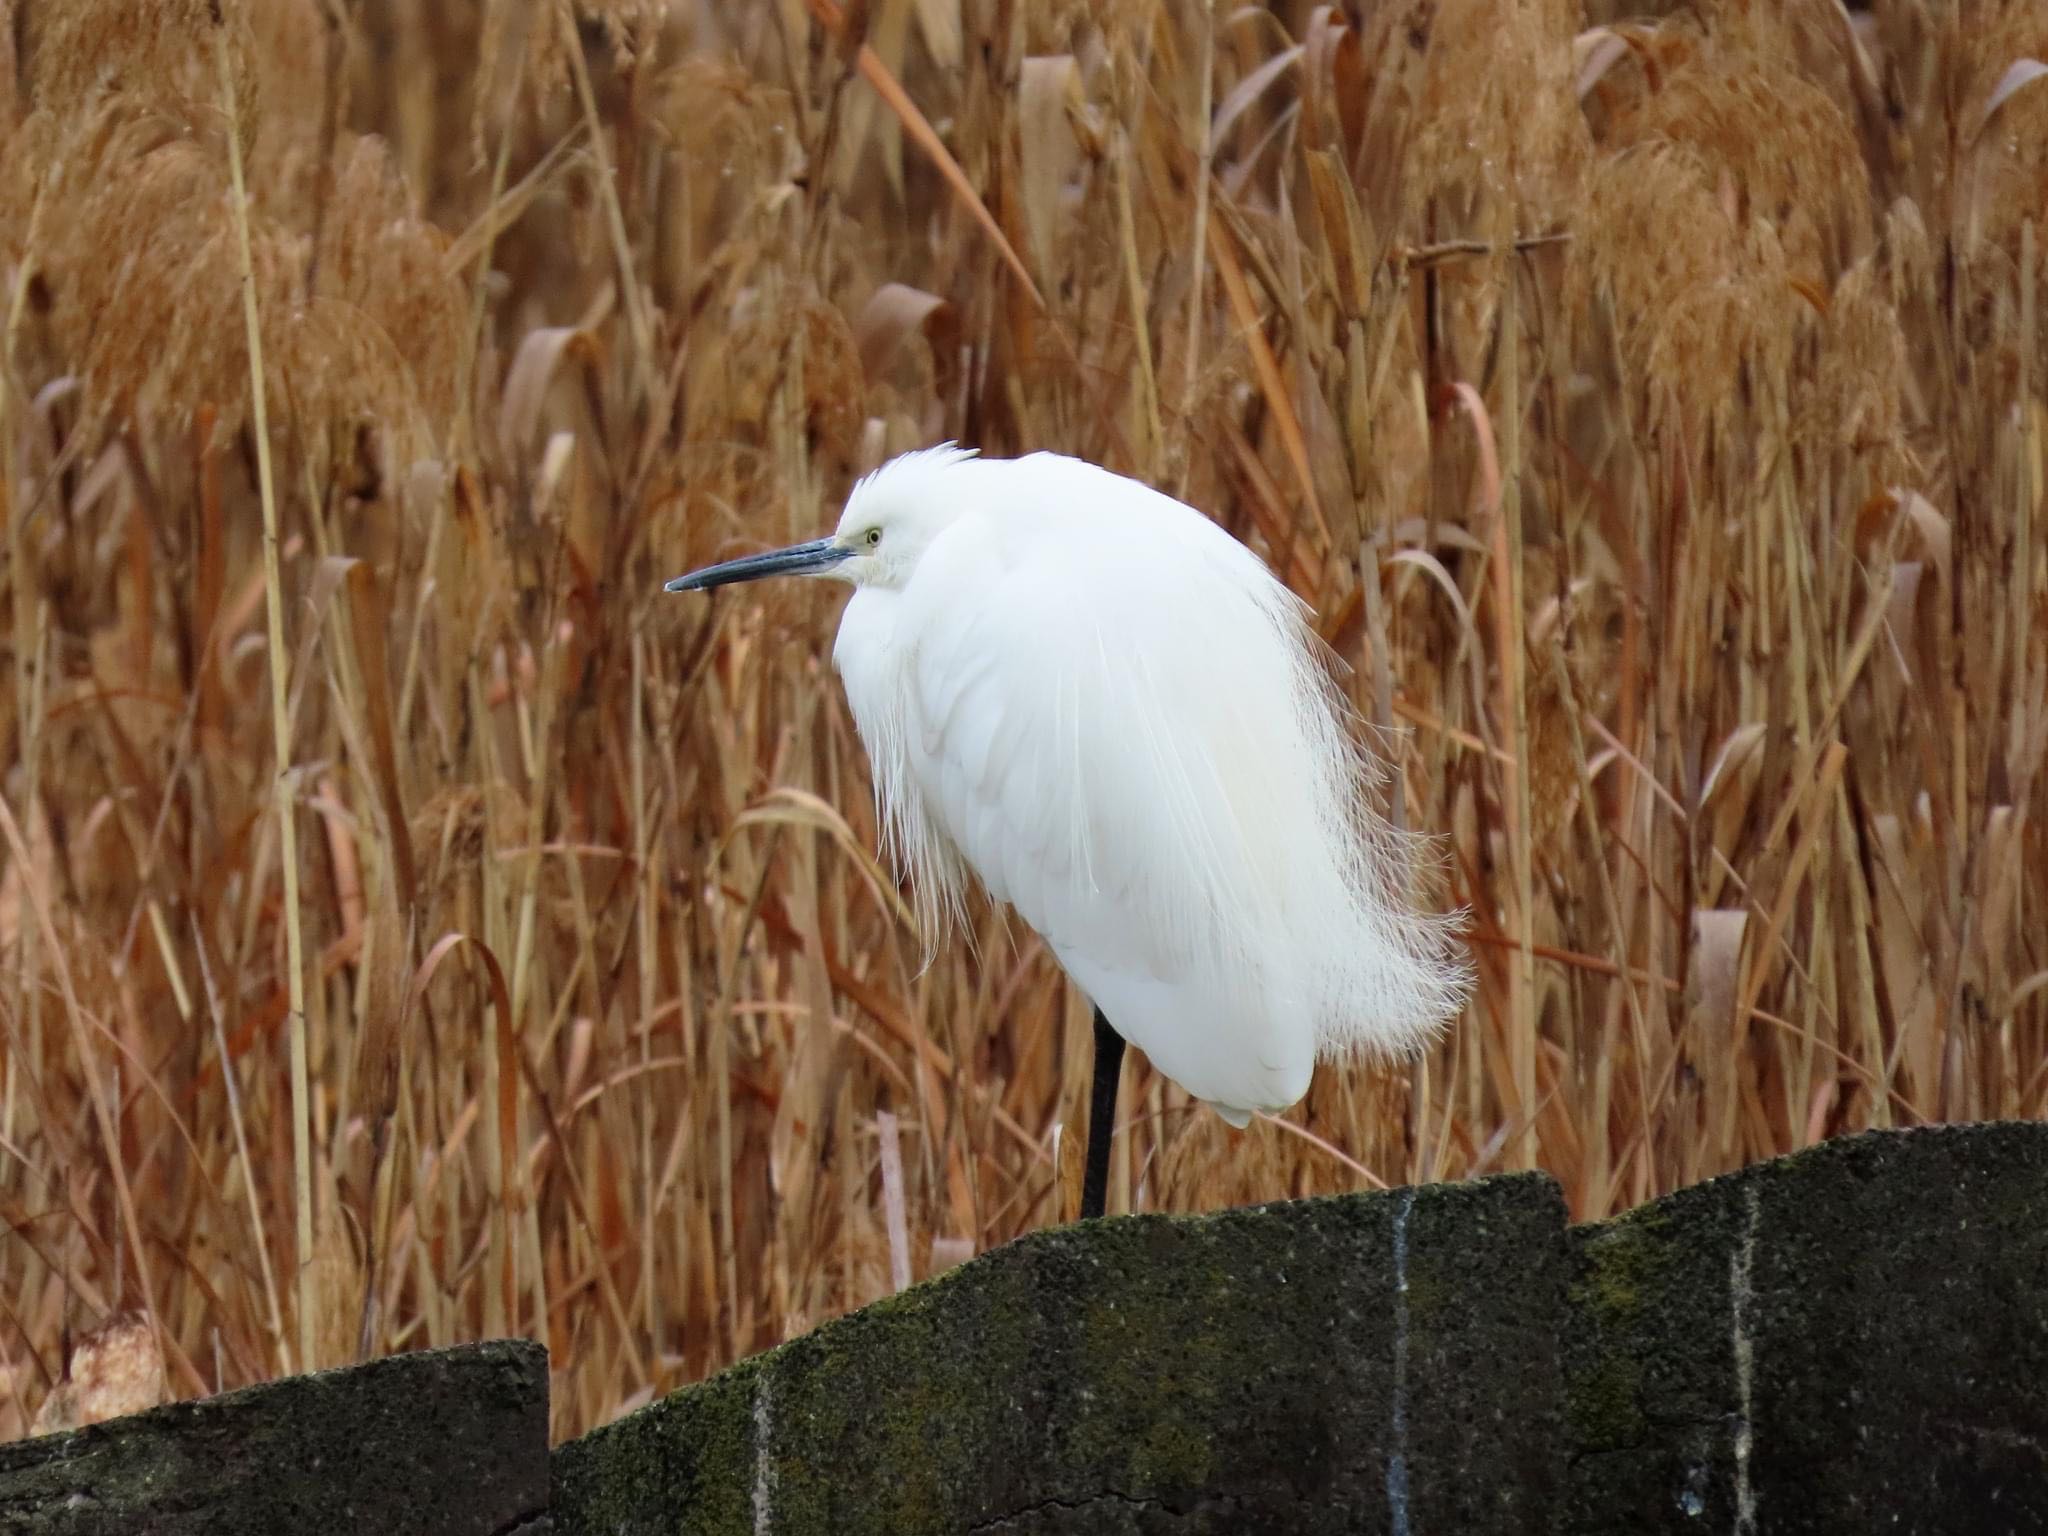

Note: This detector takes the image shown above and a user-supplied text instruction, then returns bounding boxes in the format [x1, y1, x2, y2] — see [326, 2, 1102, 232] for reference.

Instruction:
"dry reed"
[0, 0, 2042, 1442]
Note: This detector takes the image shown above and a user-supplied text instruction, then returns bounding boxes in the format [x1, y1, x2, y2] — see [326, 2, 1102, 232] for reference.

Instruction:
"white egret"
[666, 446, 1470, 1220]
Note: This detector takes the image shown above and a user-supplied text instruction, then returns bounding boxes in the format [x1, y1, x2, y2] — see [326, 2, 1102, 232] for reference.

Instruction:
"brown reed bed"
[0, 0, 2042, 1441]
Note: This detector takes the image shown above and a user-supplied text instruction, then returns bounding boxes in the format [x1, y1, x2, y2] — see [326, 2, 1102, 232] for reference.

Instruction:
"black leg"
[1080, 1007, 1126, 1221]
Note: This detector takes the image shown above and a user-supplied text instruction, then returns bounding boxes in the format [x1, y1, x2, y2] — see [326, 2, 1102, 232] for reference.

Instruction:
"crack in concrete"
[967, 1487, 1167, 1531]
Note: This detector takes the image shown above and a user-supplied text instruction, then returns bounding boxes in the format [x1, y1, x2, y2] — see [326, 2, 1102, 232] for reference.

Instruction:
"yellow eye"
[865, 527, 882, 547]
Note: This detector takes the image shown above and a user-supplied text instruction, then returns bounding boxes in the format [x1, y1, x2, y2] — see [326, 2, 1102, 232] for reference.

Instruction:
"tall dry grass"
[0, 0, 2042, 1441]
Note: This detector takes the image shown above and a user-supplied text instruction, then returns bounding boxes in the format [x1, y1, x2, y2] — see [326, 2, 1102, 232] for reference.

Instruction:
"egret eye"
[865, 527, 882, 547]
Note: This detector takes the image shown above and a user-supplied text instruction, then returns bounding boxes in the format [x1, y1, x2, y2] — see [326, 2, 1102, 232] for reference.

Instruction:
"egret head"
[664, 444, 976, 597]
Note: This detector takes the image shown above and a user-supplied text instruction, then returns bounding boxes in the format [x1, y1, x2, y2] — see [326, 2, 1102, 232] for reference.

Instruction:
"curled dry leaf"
[726, 787, 921, 939]
[1700, 722, 1767, 808]
[855, 281, 952, 382]
[1385, 547, 1479, 640]
[1448, 380, 1504, 522]
[1898, 490, 1951, 576]
[499, 326, 603, 467]
[1574, 29, 1632, 100]
[1974, 58, 2048, 145]
[1212, 45, 1303, 150]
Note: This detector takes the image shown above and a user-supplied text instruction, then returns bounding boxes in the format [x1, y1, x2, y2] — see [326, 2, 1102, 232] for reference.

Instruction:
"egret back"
[832, 451, 1470, 1121]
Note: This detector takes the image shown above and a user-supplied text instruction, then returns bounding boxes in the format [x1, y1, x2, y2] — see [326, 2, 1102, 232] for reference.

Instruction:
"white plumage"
[674, 445, 1471, 1131]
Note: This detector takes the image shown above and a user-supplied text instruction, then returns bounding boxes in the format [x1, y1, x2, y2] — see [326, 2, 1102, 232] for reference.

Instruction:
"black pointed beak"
[664, 538, 851, 593]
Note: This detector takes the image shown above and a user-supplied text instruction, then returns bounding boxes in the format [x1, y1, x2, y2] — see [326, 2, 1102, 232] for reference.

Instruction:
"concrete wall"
[4, 1125, 2042, 1534]
[555, 1172, 1567, 1535]
[0, 1339, 548, 1535]
[1564, 1122, 2048, 1532]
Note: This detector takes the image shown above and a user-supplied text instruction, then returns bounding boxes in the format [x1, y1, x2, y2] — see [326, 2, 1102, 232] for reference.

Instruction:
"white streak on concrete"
[753, 1373, 775, 1536]
[1731, 1183, 1760, 1535]
[1387, 1187, 1415, 1536]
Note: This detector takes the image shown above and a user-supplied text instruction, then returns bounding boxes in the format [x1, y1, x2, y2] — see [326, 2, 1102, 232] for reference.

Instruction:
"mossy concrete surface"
[1564, 1122, 2048, 1533]
[3, 1125, 2040, 1532]
[0, 1338, 548, 1535]
[551, 1173, 1569, 1535]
